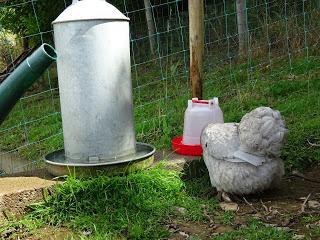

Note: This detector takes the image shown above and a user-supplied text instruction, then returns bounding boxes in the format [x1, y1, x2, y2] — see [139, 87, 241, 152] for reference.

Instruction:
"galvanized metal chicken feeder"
[45, 0, 155, 176]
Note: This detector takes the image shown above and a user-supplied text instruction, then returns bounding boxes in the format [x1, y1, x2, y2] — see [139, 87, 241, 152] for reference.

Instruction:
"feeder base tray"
[171, 136, 203, 156]
[45, 143, 155, 177]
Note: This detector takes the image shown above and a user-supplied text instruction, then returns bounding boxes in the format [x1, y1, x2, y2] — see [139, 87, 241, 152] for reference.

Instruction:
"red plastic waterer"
[171, 136, 203, 156]
[171, 98, 224, 156]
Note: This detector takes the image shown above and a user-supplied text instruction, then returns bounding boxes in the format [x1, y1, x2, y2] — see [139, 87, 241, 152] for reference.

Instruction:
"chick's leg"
[216, 191, 241, 202]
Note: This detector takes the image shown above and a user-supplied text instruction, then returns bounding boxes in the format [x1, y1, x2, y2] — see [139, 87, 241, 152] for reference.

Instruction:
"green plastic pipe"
[0, 43, 57, 125]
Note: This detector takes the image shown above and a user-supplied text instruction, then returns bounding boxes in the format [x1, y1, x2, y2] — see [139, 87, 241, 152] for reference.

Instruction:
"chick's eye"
[205, 143, 208, 148]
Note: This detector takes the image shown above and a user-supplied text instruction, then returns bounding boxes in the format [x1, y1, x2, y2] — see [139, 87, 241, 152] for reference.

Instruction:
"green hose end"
[0, 43, 57, 125]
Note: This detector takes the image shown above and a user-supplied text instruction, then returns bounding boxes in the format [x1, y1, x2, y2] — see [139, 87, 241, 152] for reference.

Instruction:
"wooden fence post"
[189, 0, 204, 99]
[144, 0, 156, 56]
[236, 0, 248, 58]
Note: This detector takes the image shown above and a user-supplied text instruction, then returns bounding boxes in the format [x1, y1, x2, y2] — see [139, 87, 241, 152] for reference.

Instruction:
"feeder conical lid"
[53, 0, 129, 24]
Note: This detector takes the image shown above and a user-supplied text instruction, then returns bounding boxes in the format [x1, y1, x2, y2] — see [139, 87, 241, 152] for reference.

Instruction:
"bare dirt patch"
[1, 225, 76, 240]
[168, 166, 320, 239]
[0, 176, 57, 219]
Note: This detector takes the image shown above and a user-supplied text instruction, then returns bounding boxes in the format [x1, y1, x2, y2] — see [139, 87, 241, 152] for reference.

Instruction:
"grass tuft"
[213, 219, 293, 240]
[23, 164, 217, 239]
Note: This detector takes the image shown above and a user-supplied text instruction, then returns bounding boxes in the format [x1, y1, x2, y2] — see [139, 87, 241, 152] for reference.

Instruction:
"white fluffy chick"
[201, 107, 287, 195]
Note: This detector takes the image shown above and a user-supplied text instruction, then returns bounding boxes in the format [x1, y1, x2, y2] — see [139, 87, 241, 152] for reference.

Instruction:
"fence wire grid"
[0, 0, 319, 175]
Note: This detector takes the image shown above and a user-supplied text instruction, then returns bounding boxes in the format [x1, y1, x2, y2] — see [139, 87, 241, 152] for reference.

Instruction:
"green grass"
[202, 57, 320, 170]
[4, 165, 316, 239]
[0, 89, 63, 161]
[0, 4, 319, 239]
[301, 215, 320, 224]
[301, 215, 320, 239]
[0, 54, 319, 171]
[311, 226, 320, 239]
[144, 55, 320, 170]
[213, 219, 293, 240]
[0, 164, 218, 239]
[218, 211, 236, 226]
[1, 163, 319, 239]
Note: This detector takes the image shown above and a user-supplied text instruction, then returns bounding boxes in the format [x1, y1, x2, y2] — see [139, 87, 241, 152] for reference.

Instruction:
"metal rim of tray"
[45, 142, 155, 167]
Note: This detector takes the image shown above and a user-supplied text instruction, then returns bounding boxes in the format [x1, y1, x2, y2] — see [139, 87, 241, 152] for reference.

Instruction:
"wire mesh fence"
[0, 0, 319, 175]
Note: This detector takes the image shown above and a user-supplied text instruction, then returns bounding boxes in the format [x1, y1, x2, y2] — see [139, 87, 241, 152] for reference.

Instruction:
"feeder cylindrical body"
[53, 0, 136, 163]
